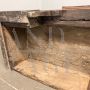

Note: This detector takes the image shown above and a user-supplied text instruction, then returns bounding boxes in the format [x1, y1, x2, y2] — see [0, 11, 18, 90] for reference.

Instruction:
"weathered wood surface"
[14, 59, 90, 90]
[1, 6, 90, 28]
[1, 9, 90, 21]
[0, 10, 61, 22]
[63, 6, 90, 10]
[2, 22, 90, 90]
[61, 6, 90, 20]
[26, 26, 90, 75]
[1, 6, 90, 90]
[47, 21, 90, 28]
[28, 10, 61, 17]
[0, 10, 61, 28]
[0, 11, 29, 23]
[60, 10, 90, 21]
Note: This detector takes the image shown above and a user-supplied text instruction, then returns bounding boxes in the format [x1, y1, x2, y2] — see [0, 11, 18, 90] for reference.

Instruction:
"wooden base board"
[14, 59, 90, 90]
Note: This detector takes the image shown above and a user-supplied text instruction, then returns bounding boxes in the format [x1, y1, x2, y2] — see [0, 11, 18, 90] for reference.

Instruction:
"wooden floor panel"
[14, 59, 90, 90]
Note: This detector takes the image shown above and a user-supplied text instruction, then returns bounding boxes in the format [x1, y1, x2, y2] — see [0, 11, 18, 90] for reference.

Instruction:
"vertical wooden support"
[0, 23, 11, 70]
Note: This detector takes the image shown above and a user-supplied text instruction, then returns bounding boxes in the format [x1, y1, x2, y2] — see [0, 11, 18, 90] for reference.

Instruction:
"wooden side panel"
[2, 26, 26, 66]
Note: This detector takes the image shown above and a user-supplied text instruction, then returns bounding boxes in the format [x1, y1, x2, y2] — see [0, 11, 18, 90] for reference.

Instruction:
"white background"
[0, 0, 90, 11]
[0, 0, 41, 11]
[42, 0, 90, 10]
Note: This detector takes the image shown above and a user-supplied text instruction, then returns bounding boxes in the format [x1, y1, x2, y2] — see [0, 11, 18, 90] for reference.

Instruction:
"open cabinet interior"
[1, 24, 90, 90]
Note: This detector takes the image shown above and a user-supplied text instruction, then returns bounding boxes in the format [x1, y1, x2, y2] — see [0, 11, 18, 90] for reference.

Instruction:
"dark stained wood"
[2, 22, 29, 28]
[0, 11, 29, 23]
[28, 10, 61, 17]
[1, 7, 90, 28]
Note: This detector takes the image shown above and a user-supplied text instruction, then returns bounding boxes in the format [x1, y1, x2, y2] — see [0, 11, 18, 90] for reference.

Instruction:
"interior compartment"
[1, 24, 90, 90]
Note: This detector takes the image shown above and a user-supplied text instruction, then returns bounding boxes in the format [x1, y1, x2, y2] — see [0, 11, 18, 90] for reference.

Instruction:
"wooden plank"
[1, 9, 90, 23]
[0, 11, 29, 24]
[14, 59, 90, 90]
[63, 6, 90, 10]
[28, 10, 61, 17]
[1, 9, 90, 28]
[60, 9, 90, 20]
[47, 21, 90, 28]
[2, 26, 25, 66]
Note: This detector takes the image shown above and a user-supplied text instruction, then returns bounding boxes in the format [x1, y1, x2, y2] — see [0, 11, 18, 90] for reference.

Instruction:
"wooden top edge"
[63, 5, 90, 10]
[1, 7, 90, 18]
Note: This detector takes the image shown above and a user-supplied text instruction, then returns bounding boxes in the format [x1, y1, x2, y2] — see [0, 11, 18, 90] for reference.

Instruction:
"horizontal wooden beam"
[1, 9, 90, 28]
[28, 9, 90, 21]
[27, 10, 61, 17]
[2, 20, 90, 28]
[46, 21, 90, 28]
[63, 5, 90, 10]
[60, 10, 90, 20]
[1, 9, 90, 21]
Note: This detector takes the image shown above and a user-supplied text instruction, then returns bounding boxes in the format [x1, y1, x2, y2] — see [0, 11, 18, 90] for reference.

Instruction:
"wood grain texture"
[63, 6, 90, 10]
[60, 10, 90, 20]
[14, 60, 90, 90]
[47, 21, 90, 28]
[1, 7, 90, 28]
